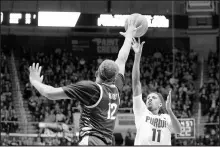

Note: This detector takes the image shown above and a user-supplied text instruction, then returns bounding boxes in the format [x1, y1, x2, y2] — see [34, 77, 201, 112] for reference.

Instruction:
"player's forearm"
[132, 54, 141, 86]
[31, 80, 54, 98]
[117, 37, 132, 63]
[31, 80, 69, 100]
[167, 110, 181, 134]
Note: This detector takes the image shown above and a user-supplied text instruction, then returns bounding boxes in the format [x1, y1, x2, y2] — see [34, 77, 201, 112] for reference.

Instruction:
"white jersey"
[133, 94, 173, 145]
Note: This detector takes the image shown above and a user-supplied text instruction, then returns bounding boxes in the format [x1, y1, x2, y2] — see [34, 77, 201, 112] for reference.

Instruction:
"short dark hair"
[97, 59, 119, 83]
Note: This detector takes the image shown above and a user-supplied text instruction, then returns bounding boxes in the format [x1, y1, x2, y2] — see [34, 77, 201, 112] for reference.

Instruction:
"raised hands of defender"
[166, 90, 172, 112]
[131, 37, 145, 54]
[29, 63, 44, 84]
[120, 18, 142, 38]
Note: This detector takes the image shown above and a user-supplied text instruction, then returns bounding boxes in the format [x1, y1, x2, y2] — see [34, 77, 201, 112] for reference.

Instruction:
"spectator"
[10, 137, 19, 146]
[16, 45, 201, 145]
[124, 129, 134, 146]
[34, 137, 45, 146]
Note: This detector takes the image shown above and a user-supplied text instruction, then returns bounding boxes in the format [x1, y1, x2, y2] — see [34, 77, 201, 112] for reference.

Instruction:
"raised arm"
[166, 90, 181, 134]
[131, 38, 147, 116]
[30, 80, 69, 100]
[29, 63, 68, 100]
[115, 18, 141, 76]
[29, 63, 101, 107]
[132, 38, 144, 97]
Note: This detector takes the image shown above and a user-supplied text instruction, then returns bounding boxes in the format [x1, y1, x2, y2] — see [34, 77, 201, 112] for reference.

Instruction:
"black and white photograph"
[0, 0, 219, 146]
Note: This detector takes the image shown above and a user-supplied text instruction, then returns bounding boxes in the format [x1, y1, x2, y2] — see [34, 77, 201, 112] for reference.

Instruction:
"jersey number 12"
[152, 128, 161, 142]
[107, 103, 117, 120]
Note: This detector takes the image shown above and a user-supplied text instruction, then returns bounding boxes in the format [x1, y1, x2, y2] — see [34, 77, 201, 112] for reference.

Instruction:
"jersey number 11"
[152, 128, 161, 142]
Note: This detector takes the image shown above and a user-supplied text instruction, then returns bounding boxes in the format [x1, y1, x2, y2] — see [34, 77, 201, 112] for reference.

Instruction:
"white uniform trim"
[102, 83, 116, 88]
[85, 83, 103, 108]
[102, 83, 120, 104]
[78, 135, 89, 145]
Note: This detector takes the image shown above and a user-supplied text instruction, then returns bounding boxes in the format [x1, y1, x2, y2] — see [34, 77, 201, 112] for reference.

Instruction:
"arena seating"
[1, 135, 78, 146]
[198, 51, 219, 146]
[4, 46, 197, 145]
[202, 51, 219, 121]
[18, 47, 198, 124]
[2, 44, 219, 145]
[1, 51, 18, 133]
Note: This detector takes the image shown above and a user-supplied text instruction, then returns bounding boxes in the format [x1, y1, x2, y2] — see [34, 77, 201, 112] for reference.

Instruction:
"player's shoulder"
[77, 80, 96, 86]
[160, 113, 171, 120]
[76, 80, 100, 90]
[77, 80, 95, 85]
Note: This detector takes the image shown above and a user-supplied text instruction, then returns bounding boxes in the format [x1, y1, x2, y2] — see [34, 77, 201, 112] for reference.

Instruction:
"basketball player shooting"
[29, 18, 141, 145]
[131, 38, 181, 145]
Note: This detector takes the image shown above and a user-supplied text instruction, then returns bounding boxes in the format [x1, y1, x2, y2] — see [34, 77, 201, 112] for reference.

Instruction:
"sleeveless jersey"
[62, 74, 124, 145]
[79, 83, 120, 145]
[133, 94, 173, 145]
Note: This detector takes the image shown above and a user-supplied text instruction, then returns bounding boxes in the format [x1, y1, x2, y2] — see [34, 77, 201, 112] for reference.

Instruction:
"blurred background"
[0, 0, 219, 146]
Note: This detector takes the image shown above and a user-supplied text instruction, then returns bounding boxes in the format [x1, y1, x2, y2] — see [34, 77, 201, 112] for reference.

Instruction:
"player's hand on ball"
[29, 63, 44, 84]
[131, 37, 145, 54]
[166, 90, 172, 112]
[120, 18, 142, 38]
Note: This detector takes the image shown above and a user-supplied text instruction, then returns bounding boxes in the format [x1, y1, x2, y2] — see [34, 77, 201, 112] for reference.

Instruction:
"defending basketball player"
[131, 38, 181, 145]
[29, 18, 140, 145]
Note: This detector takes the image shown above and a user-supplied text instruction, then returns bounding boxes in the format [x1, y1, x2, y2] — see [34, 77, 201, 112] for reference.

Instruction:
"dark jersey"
[62, 73, 124, 145]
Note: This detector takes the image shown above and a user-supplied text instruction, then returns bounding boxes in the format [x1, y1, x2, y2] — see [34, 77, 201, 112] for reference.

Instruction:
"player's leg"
[78, 136, 106, 146]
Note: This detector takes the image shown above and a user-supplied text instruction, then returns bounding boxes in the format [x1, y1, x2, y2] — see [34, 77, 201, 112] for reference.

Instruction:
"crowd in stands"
[1, 51, 18, 133]
[200, 51, 219, 122]
[19, 48, 198, 128]
[1, 135, 78, 146]
[198, 51, 220, 146]
[121, 49, 198, 117]
[14, 46, 198, 145]
[1, 42, 219, 145]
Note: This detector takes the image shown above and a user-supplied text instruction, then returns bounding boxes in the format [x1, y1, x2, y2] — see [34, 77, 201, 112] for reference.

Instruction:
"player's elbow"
[132, 80, 141, 88]
[132, 78, 139, 85]
[41, 88, 55, 100]
[44, 93, 55, 100]
[43, 87, 69, 100]
[132, 71, 140, 81]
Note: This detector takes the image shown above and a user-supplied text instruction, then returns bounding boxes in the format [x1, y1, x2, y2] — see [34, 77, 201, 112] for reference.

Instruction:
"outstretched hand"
[29, 63, 44, 84]
[120, 18, 142, 38]
[131, 37, 145, 54]
[166, 90, 172, 112]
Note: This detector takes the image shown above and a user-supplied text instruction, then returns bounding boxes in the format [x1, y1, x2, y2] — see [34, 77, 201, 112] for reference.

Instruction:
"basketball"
[124, 13, 148, 37]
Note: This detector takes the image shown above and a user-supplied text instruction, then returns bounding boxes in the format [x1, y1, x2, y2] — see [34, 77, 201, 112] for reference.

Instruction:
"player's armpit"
[115, 73, 125, 92]
[115, 59, 126, 76]
[133, 94, 148, 116]
[133, 94, 149, 127]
